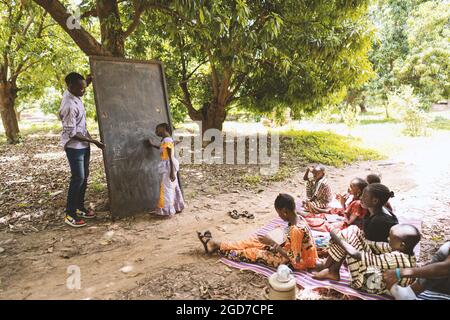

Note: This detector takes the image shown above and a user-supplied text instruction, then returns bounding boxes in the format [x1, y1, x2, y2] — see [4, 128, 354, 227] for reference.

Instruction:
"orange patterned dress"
[219, 217, 318, 270]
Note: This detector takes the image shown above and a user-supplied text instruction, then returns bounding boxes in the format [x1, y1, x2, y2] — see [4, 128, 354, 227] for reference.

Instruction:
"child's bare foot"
[312, 268, 340, 281]
[196, 231, 219, 254]
[314, 258, 328, 271]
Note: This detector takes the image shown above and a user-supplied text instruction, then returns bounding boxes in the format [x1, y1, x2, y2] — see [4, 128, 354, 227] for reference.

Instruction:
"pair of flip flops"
[228, 210, 254, 219]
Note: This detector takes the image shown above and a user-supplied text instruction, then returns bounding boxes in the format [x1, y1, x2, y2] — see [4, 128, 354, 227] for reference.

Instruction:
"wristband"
[395, 268, 402, 281]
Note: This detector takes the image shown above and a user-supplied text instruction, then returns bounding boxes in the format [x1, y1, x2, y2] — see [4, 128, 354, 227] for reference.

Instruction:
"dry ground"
[0, 124, 449, 300]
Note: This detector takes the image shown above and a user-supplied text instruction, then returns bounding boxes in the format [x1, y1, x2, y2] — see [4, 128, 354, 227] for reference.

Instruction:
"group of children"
[197, 164, 449, 299]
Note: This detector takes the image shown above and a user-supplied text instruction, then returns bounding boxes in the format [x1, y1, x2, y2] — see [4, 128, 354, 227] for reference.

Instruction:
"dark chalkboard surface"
[89, 56, 175, 218]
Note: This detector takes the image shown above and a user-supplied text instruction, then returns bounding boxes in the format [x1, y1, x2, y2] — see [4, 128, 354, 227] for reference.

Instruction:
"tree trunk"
[199, 101, 227, 133]
[359, 96, 367, 113]
[0, 82, 20, 144]
[97, 0, 125, 57]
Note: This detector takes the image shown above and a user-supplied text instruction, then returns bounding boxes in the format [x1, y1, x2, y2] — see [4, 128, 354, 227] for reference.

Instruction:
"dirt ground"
[0, 125, 449, 300]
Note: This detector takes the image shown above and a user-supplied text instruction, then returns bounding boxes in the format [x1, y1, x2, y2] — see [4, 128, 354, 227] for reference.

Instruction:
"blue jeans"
[65, 147, 90, 217]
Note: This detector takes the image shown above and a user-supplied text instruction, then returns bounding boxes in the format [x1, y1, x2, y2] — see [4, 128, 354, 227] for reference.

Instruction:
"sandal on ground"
[228, 209, 240, 219]
[241, 210, 255, 219]
[196, 230, 213, 253]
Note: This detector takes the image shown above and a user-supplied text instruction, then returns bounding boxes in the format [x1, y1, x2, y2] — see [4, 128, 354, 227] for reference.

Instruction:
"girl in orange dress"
[197, 194, 318, 270]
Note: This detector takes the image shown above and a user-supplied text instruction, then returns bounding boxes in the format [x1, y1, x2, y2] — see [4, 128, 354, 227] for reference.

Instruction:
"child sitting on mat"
[300, 178, 368, 232]
[197, 193, 318, 270]
[300, 165, 333, 214]
[330, 178, 368, 230]
[313, 223, 420, 295]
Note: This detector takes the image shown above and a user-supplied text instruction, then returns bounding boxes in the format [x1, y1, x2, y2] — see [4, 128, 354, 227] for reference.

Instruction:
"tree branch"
[22, 15, 34, 36]
[143, 3, 195, 27]
[123, 0, 144, 38]
[80, 6, 98, 19]
[227, 73, 247, 104]
[32, 0, 110, 56]
[177, 33, 201, 120]
[206, 49, 219, 100]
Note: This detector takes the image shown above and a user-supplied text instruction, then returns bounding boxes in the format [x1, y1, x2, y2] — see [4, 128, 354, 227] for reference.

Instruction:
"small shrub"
[387, 85, 429, 136]
[402, 108, 429, 136]
[340, 103, 360, 128]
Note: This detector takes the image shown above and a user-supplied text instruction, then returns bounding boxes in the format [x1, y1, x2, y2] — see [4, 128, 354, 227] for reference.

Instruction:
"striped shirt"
[329, 226, 416, 294]
[305, 177, 333, 208]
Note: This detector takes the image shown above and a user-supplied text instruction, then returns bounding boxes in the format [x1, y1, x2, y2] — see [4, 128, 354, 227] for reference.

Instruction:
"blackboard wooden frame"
[89, 56, 182, 218]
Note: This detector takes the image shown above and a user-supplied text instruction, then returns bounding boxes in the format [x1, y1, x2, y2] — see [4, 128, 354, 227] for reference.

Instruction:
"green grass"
[240, 174, 262, 185]
[429, 116, 450, 131]
[266, 166, 291, 182]
[280, 130, 384, 167]
[91, 169, 107, 193]
[359, 118, 399, 125]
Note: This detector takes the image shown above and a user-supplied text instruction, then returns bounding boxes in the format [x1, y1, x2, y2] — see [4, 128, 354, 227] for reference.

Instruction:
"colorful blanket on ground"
[220, 217, 422, 300]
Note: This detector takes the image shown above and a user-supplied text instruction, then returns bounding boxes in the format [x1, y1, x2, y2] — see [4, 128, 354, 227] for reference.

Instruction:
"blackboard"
[89, 56, 177, 218]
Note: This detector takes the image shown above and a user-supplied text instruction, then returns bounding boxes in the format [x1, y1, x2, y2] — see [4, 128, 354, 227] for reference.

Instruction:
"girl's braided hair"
[366, 183, 395, 206]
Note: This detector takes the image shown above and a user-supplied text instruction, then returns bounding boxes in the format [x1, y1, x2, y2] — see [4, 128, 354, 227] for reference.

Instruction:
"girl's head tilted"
[274, 193, 296, 221]
[361, 183, 394, 209]
[348, 178, 368, 199]
[155, 123, 171, 137]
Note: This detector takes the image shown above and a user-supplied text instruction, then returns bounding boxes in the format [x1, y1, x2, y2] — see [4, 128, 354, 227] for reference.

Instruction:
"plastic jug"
[267, 265, 297, 300]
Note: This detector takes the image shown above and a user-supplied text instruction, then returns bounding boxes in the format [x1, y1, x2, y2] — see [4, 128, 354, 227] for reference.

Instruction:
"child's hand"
[336, 194, 346, 206]
[383, 270, 399, 290]
[258, 235, 275, 246]
[308, 202, 320, 214]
